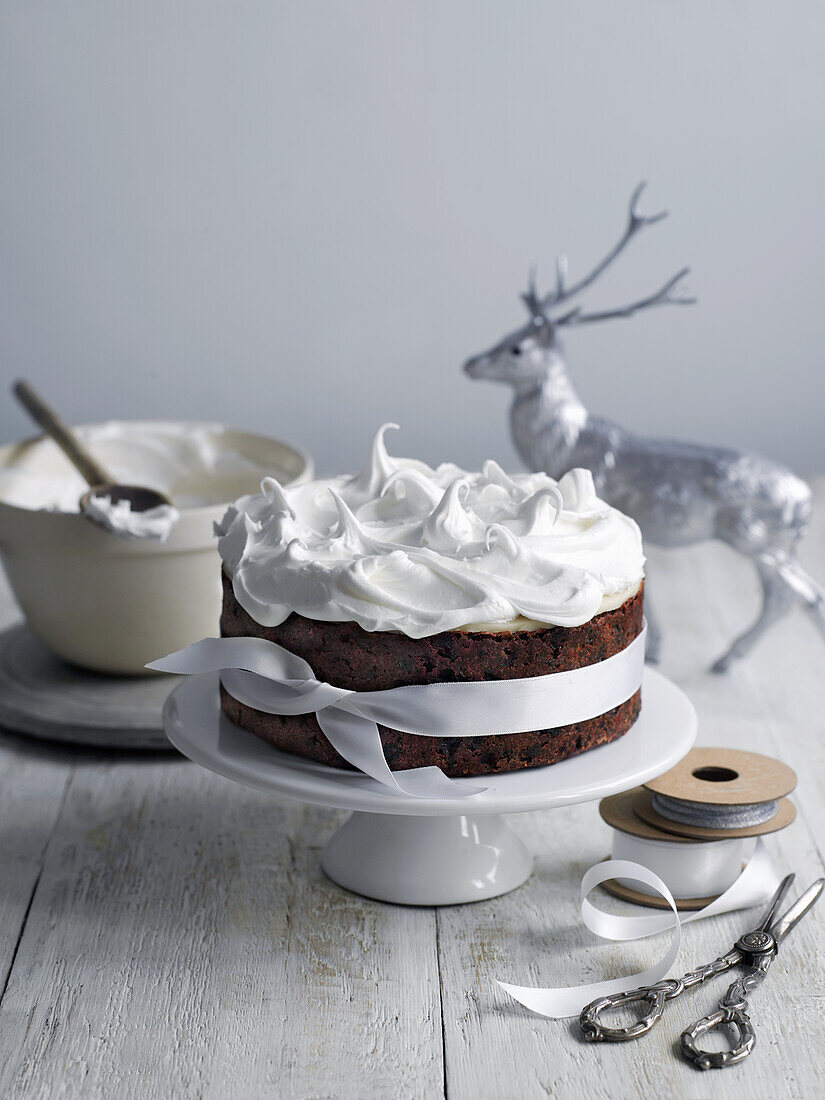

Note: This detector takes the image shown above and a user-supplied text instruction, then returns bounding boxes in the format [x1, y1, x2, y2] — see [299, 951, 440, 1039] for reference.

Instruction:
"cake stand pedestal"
[164, 668, 696, 906]
[320, 812, 534, 904]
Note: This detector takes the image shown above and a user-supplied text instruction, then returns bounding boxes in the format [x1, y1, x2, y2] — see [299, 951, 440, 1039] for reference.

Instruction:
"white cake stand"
[164, 668, 696, 906]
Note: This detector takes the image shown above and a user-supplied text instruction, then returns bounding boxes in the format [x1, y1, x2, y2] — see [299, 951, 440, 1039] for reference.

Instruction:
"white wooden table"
[1, 483, 824, 1100]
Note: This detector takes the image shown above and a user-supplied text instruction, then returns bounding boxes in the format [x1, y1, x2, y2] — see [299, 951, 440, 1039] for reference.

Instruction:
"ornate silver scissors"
[580, 873, 823, 1070]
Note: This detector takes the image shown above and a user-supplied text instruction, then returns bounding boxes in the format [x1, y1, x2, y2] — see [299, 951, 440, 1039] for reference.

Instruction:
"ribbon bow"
[149, 627, 645, 799]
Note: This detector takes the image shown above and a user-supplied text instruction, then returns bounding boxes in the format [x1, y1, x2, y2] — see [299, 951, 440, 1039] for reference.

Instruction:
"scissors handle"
[580, 982, 670, 1043]
[681, 938, 775, 1069]
[580, 950, 741, 1043]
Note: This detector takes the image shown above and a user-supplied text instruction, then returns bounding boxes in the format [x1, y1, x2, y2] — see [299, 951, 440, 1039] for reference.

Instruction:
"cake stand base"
[321, 811, 533, 905]
[163, 668, 696, 907]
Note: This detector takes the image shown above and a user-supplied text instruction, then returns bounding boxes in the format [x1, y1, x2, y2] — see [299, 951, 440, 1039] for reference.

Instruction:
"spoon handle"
[12, 380, 111, 488]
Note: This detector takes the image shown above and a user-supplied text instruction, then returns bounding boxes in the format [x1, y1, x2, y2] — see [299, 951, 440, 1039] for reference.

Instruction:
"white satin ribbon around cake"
[147, 626, 646, 799]
[497, 837, 780, 1019]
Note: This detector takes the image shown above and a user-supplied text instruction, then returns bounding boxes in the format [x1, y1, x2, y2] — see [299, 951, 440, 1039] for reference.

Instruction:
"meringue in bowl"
[0, 420, 312, 674]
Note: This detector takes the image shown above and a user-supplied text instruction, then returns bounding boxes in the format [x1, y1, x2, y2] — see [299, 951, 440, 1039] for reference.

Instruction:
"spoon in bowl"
[12, 380, 179, 540]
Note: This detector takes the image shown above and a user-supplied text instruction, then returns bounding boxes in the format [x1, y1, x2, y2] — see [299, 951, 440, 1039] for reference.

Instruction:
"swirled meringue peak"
[216, 424, 644, 637]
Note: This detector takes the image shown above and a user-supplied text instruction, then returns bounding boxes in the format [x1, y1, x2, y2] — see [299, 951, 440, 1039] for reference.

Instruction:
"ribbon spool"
[599, 747, 797, 910]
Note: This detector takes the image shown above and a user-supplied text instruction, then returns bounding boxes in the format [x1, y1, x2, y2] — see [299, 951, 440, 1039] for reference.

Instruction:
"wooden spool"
[598, 747, 797, 910]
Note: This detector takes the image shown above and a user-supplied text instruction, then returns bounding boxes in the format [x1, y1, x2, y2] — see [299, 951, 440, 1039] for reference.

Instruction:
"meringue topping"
[217, 424, 644, 638]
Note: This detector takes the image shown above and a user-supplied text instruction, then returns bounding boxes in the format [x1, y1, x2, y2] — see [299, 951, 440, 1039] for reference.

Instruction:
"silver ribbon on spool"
[650, 792, 777, 830]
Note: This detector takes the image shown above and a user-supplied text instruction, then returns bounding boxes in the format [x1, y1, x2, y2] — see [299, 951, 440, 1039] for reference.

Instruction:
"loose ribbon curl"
[498, 837, 780, 1018]
[148, 627, 645, 799]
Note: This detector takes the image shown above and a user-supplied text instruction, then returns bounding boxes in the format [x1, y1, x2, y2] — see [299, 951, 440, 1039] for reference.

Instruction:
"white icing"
[84, 493, 181, 542]
[217, 424, 645, 638]
[0, 421, 281, 512]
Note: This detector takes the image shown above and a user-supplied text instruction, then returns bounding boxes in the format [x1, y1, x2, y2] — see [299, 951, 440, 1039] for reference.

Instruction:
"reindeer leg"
[643, 591, 662, 665]
[711, 560, 795, 673]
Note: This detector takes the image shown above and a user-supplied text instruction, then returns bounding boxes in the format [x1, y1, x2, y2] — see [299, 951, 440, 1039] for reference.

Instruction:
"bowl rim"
[0, 418, 314, 518]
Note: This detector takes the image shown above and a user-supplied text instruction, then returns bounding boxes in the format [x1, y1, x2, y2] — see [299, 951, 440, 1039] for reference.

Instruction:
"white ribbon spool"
[498, 749, 795, 1019]
[497, 837, 780, 1019]
[611, 830, 751, 899]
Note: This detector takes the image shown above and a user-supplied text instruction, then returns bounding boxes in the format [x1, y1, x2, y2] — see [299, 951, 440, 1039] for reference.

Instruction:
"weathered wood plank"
[0, 737, 73, 1008]
[0, 762, 443, 1100]
[275, 845, 442, 1100]
[0, 570, 74, 1014]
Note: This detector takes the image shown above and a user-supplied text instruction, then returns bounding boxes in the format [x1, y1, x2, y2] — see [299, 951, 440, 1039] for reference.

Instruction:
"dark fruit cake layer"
[218, 573, 644, 778]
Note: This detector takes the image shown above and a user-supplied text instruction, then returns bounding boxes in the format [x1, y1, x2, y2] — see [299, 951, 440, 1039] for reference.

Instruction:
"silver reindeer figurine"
[464, 183, 824, 671]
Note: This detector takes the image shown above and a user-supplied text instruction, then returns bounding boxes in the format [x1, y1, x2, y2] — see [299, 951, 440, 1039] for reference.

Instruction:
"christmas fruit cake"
[216, 425, 645, 778]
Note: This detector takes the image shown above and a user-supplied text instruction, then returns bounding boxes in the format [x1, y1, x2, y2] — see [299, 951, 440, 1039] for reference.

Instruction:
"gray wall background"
[1, 1, 823, 478]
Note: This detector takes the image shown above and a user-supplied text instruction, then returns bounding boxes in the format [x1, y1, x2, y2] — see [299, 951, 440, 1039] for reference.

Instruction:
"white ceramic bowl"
[0, 421, 312, 674]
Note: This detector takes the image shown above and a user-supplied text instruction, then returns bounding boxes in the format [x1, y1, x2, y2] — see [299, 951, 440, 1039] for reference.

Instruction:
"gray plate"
[0, 624, 176, 749]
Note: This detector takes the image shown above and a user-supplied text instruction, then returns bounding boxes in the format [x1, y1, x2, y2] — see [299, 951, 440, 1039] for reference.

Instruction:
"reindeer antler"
[554, 267, 696, 327]
[523, 182, 675, 318]
[522, 266, 542, 316]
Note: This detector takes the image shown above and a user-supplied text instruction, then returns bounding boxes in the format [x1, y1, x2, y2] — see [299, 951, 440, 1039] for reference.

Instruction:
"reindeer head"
[463, 183, 694, 389]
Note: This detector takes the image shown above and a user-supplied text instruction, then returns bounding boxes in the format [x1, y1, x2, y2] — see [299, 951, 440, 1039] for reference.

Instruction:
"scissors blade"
[771, 878, 825, 945]
[756, 873, 795, 931]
